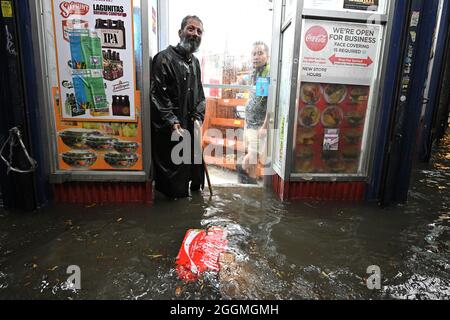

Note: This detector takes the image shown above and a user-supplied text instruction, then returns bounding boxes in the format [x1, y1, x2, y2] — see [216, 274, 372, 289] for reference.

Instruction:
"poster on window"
[52, 85, 143, 172]
[300, 19, 382, 86]
[51, 0, 137, 122]
[294, 19, 382, 175]
[294, 82, 369, 174]
[304, 0, 385, 13]
[343, 0, 379, 11]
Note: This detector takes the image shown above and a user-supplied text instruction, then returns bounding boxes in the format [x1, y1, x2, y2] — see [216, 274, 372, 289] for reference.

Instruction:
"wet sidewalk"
[0, 134, 449, 300]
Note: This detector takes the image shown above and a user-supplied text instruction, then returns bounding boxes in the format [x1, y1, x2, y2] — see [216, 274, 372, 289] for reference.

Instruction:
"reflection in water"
[0, 135, 449, 299]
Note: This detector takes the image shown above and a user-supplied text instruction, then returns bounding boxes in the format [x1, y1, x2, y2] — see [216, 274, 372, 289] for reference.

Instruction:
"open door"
[163, 0, 275, 187]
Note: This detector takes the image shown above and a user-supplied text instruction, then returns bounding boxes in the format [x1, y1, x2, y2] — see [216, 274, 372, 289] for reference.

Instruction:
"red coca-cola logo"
[305, 26, 328, 52]
[60, 1, 89, 18]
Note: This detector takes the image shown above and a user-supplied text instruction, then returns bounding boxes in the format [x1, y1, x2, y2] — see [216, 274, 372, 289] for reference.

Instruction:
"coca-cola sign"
[305, 26, 328, 52]
[60, 1, 89, 18]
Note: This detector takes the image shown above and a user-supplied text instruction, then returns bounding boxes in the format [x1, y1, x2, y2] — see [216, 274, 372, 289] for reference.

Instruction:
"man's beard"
[180, 36, 201, 53]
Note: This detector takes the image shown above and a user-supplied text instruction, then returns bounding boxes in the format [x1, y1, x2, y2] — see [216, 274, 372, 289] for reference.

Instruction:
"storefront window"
[40, 0, 145, 173]
[293, 19, 383, 176]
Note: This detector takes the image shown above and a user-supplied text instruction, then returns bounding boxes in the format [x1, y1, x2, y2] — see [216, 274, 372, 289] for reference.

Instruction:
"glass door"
[167, 0, 274, 186]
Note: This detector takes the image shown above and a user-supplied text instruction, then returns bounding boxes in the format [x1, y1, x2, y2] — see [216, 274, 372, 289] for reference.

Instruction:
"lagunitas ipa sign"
[305, 26, 328, 52]
[51, 0, 143, 173]
[51, 0, 137, 122]
[95, 19, 126, 49]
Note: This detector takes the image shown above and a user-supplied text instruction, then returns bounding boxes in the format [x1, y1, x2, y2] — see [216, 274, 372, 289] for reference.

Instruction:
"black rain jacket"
[151, 44, 205, 198]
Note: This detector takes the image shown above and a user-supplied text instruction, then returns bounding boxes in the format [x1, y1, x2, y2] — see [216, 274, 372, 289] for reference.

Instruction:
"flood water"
[0, 134, 449, 300]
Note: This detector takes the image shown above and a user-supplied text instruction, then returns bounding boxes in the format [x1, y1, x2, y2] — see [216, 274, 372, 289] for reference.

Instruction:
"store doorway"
[166, 0, 274, 187]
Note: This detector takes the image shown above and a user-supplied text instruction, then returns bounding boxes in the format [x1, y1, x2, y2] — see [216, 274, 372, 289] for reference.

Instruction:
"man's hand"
[172, 123, 185, 136]
[192, 118, 203, 126]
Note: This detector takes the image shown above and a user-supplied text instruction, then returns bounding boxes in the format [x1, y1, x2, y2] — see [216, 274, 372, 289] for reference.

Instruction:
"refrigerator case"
[292, 18, 385, 178]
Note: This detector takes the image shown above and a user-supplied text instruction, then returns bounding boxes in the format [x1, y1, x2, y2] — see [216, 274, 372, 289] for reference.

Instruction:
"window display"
[46, 0, 143, 172]
[295, 82, 369, 174]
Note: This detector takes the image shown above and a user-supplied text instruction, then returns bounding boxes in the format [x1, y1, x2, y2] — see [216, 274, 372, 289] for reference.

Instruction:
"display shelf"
[203, 136, 245, 152]
[210, 118, 245, 128]
[203, 97, 263, 176]
[204, 155, 237, 171]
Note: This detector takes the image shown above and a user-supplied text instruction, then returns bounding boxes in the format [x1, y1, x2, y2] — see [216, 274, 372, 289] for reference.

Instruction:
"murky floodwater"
[0, 133, 449, 300]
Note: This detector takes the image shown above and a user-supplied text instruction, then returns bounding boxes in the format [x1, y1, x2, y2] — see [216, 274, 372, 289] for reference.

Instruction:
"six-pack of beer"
[103, 50, 124, 81]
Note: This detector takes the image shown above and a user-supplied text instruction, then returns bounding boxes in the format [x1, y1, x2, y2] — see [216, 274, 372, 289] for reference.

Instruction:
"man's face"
[179, 19, 203, 53]
[252, 45, 269, 69]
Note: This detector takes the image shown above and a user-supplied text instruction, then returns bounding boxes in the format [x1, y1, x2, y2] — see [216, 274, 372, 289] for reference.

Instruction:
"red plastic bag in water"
[176, 227, 227, 282]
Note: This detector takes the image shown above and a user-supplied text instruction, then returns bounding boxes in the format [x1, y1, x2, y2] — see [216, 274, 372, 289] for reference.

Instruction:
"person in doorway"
[237, 41, 270, 184]
[151, 15, 206, 198]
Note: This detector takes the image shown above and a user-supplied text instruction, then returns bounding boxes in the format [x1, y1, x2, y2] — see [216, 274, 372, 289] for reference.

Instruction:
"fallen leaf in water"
[24, 282, 31, 287]
[86, 203, 97, 208]
[146, 254, 163, 259]
[175, 287, 183, 296]
[47, 266, 58, 272]
[117, 218, 123, 223]
[322, 272, 329, 278]
[64, 220, 73, 227]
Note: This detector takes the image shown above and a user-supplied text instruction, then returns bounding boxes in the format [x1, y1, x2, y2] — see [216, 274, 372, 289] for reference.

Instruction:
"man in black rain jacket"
[151, 16, 206, 198]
